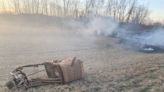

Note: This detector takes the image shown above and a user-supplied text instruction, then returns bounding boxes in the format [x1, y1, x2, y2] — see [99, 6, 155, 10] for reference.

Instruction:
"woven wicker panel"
[59, 57, 84, 83]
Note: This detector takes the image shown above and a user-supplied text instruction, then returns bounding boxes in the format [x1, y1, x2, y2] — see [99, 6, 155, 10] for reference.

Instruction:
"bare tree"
[1, 0, 6, 13]
[71, 0, 80, 18]
[84, 0, 96, 16]
[12, 0, 21, 14]
[22, 0, 30, 14]
[62, 0, 71, 16]
[117, 0, 127, 21]
[49, 1, 56, 16]
[106, 0, 112, 16]
[126, 0, 137, 22]
[130, 5, 149, 24]
[31, 0, 40, 14]
[0, 0, 149, 24]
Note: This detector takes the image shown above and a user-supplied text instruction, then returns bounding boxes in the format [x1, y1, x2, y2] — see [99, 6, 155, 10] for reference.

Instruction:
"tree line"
[0, 0, 149, 24]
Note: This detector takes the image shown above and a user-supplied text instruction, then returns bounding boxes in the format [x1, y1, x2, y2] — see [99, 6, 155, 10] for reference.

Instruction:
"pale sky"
[138, 0, 164, 22]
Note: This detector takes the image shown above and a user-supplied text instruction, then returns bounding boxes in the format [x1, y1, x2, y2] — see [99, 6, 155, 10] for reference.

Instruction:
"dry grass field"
[0, 15, 164, 92]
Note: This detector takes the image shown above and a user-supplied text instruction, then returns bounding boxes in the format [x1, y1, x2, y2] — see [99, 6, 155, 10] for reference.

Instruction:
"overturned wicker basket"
[6, 57, 84, 89]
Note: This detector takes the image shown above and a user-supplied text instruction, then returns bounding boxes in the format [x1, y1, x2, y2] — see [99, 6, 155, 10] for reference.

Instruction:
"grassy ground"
[0, 15, 164, 92]
[1, 54, 164, 92]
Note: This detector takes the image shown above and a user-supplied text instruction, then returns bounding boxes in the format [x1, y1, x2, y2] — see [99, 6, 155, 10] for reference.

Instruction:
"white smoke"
[142, 28, 164, 48]
[79, 16, 164, 52]
[83, 17, 118, 36]
[1, 15, 164, 52]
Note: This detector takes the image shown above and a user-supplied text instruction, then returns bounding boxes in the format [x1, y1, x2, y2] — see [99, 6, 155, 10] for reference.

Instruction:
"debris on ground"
[5, 57, 84, 90]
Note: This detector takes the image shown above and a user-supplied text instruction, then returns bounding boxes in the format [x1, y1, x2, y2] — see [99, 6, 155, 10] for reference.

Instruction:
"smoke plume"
[79, 16, 164, 52]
